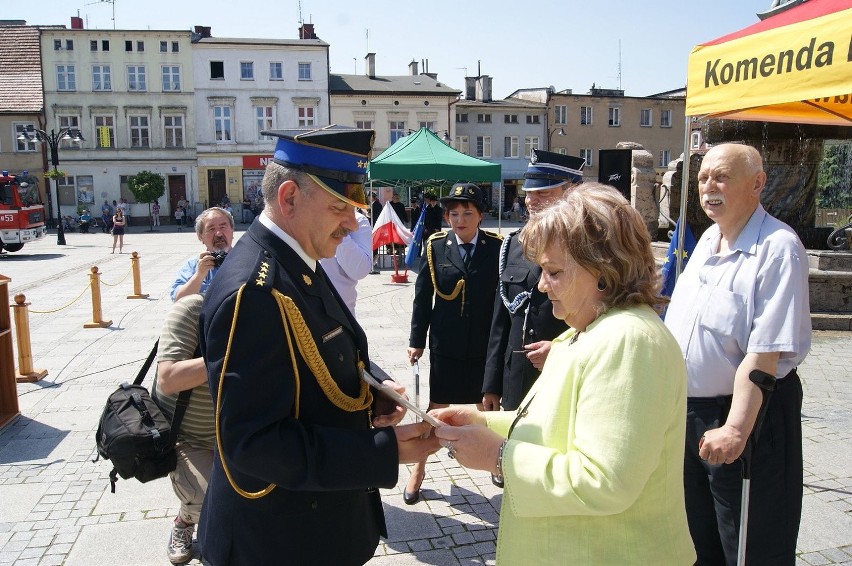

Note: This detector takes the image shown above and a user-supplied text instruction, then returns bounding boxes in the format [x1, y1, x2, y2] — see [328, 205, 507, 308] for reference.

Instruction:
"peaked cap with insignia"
[440, 183, 485, 211]
[263, 125, 374, 209]
[523, 149, 585, 191]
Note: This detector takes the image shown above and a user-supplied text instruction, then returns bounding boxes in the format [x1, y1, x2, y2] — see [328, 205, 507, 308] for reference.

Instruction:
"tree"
[127, 171, 166, 231]
[817, 143, 852, 209]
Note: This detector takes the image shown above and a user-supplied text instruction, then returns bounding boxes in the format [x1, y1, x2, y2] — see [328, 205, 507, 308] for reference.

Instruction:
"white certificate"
[361, 368, 442, 427]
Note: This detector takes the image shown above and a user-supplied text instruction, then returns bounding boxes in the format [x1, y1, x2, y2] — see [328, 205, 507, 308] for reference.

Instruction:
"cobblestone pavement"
[0, 222, 849, 566]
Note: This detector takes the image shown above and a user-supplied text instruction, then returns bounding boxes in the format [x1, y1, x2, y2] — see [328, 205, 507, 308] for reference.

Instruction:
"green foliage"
[127, 170, 165, 204]
[817, 143, 852, 209]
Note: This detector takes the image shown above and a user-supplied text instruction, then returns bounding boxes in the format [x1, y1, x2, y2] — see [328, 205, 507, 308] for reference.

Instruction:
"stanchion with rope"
[83, 266, 113, 329]
[12, 294, 48, 383]
[126, 251, 149, 299]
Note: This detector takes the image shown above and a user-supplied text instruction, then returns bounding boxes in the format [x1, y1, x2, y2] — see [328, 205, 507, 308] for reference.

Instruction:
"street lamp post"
[18, 127, 85, 245]
[548, 126, 566, 151]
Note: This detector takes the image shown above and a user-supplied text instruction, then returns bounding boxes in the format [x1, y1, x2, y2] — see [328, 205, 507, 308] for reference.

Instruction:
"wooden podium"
[0, 275, 21, 428]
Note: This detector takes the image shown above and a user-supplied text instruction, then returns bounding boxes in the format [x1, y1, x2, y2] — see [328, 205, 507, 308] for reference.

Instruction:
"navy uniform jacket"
[409, 229, 501, 359]
[423, 204, 443, 238]
[482, 230, 569, 410]
[198, 221, 397, 566]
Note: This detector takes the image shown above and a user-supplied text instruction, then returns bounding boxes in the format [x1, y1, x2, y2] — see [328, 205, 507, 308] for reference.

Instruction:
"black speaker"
[598, 149, 632, 201]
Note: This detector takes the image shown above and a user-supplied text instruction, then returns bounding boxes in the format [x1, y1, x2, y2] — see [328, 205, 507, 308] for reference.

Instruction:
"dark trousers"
[684, 370, 803, 566]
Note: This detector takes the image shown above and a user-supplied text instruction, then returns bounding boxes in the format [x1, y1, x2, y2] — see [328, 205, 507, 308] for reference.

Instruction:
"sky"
[6, 0, 775, 99]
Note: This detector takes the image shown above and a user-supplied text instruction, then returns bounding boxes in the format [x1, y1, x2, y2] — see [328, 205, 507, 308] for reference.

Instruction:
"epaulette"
[482, 230, 504, 241]
[248, 249, 275, 291]
[427, 230, 448, 242]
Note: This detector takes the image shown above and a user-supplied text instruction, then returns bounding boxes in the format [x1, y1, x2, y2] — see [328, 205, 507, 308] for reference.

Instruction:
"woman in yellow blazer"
[432, 184, 696, 565]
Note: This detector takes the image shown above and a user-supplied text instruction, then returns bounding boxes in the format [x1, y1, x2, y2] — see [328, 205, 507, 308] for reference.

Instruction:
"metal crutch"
[736, 369, 777, 566]
[412, 360, 421, 422]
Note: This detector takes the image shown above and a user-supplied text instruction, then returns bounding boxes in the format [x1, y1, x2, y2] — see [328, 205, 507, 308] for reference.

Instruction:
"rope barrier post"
[83, 266, 113, 329]
[12, 294, 48, 383]
[0, 274, 22, 429]
[127, 251, 149, 299]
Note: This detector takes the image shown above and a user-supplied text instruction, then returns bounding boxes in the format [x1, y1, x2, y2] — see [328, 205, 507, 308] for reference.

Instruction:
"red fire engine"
[0, 171, 47, 252]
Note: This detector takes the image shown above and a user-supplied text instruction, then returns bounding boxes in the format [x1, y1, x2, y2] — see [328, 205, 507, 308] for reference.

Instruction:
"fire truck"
[0, 171, 47, 252]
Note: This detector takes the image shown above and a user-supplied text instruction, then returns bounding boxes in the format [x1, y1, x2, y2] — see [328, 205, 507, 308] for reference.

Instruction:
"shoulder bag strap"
[133, 340, 159, 386]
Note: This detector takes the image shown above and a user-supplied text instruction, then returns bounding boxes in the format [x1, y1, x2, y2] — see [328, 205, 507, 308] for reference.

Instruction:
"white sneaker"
[167, 521, 194, 564]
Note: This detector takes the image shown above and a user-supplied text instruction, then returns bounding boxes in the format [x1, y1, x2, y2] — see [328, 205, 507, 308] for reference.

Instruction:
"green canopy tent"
[368, 127, 502, 204]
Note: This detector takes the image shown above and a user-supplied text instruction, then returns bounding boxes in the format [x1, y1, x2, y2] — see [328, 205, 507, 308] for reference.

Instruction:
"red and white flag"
[371, 201, 412, 250]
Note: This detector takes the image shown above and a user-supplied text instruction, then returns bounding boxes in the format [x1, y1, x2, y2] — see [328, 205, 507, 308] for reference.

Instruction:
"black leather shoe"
[402, 490, 420, 505]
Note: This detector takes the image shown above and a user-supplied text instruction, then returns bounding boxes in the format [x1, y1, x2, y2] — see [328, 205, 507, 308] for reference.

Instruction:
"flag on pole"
[371, 201, 412, 250]
[661, 218, 697, 298]
[405, 204, 427, 269]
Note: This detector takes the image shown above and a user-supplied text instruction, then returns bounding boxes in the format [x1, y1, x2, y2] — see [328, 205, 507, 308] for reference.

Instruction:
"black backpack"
[94, 340, 192, 492]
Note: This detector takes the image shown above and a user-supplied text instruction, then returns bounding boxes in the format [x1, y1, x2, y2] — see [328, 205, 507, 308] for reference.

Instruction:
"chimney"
[70, 16, 83, 29]
[365, 53, 376, 78]
[477, 75, 493, 103]
[408, 59, 419, 76]
[465, 76, 477, 101]
[193, 26, 212, 38]
[299, 23, 317, 39]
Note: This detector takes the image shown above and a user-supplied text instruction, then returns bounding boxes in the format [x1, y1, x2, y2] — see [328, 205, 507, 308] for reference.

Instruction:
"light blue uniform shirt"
[664, 205, 811, 397]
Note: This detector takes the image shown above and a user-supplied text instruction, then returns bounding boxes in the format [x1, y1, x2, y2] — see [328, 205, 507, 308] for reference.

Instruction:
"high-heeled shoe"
[403, 468, 425, 505]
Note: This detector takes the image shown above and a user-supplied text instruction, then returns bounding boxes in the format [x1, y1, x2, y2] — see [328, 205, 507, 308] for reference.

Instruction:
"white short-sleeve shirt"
[664, 205, 811, 397]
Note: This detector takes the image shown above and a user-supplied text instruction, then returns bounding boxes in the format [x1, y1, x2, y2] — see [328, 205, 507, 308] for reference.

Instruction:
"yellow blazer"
[486, 304, 696, 565]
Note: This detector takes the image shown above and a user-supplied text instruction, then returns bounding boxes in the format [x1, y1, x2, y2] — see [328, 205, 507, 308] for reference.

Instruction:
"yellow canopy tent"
[677, 0, 852, 272]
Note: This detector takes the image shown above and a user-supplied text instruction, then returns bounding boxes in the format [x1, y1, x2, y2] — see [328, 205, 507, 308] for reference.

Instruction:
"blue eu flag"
[661, 218, 697, 297]
[405, 204, 427, 270]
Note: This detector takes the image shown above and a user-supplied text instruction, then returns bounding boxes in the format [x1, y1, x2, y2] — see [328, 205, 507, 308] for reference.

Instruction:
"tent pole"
[498, 181, 503, 232]
[675, 115, 692, 279]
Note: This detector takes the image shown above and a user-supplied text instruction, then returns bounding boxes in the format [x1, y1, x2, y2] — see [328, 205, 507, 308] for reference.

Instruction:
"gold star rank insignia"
[302, 274, 313, 286]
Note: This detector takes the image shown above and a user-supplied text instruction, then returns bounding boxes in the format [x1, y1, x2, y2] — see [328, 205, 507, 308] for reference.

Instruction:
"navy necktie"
[461, 242, 474, 269]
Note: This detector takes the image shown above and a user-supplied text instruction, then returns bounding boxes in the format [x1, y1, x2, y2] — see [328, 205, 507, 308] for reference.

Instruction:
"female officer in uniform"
[405, 183, 501, 504]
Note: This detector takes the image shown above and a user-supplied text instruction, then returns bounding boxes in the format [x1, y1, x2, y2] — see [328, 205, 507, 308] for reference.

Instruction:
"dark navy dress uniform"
[409, 228, 501, 404]
[482, 230, 569, 410]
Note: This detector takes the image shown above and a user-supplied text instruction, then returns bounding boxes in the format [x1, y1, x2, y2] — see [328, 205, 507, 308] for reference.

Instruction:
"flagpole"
[675, 115, 692, 279]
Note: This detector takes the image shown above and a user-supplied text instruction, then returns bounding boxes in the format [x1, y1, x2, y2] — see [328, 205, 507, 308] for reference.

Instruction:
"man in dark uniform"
[198, 126, 439, 566]
[422, 191, 443, 239]
[482, 149, 585, 412]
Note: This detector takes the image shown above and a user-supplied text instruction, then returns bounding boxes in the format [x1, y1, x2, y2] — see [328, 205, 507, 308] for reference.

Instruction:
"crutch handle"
[740, 369, 776, 480]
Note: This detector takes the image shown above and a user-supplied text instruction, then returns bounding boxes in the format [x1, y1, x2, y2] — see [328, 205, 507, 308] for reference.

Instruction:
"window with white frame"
[94, 115, 115, 148]
[160, 41, 168, 53]
[256, 106, 274, 140]
[162, 66, 181, 92]
[56, 65, 76, 91]
[297, 106, 315, 127]
[92, 65, 111, 91]
[476, 136, 491, 158]
[127, 66, 146, 92]
[456, 135, 469, 155]
[164, 115, 184, 148]
[525, 115, 541, 125]
[389, 121, 405, 145]
[269, 62, 283, 80]
[504, 114, 518, 124]
[355, 120, 372, 129]
[659, 150, 671, 167]
[214, 106, 232, 142]
[661, 109, 673, 128]
[523, 136, 539, 158]
[298, 62, 312, 80]
[137, 41, 145, 52]
[54, 39, 73, 51]
[419, 121, 435, 132]
[477, 113, 492, 124]
[690, 131, 702, 149]
[129, 116, 150, 148]
[58, 115, 80, 148]
[640, 108, 652, 127]
[456, 113, 468, 123]
[504, 136, 519, 158]
[580, 106, 593, 125]
[580, 148, 593, 167]
[14, 123, 36, 152]
[556, 148, 568, 155]
[241, 62, 254, 80]
[555, 105, 567, 125]
[608, 107, 621, 126]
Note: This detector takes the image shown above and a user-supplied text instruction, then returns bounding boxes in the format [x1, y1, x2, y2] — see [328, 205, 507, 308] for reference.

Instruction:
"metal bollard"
[127, 251, 149, 299]
[83, 266, 113, 328]
[12, 294, 48, 382]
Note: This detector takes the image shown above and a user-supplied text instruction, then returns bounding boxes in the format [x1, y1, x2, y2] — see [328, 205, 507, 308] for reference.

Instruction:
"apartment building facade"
[40, 21, 196, 220]
[330, 55, 460, 159]
[192, 24, 330, 209]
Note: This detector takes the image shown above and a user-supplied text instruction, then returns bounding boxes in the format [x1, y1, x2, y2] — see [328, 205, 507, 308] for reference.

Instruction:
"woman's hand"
[429, 405, 486, 427]
[524, 340, 552, 371]
[407, 347, 424, 365]
[434, 425, 504, 474]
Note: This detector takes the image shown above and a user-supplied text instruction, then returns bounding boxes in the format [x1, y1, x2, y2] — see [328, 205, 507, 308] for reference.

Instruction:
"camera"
[211, 250, 228, 268]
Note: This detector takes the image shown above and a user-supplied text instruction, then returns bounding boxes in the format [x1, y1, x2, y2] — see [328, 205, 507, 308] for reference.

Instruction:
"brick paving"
[0, 222, 849, 565]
